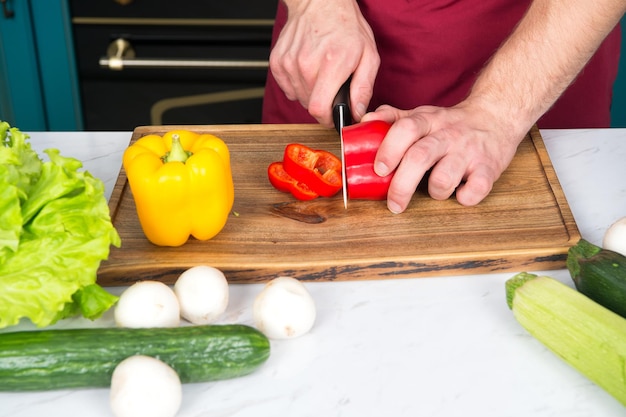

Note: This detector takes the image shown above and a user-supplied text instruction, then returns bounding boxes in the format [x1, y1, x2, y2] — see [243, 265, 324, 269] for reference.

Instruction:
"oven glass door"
[70, 0, 276, 130]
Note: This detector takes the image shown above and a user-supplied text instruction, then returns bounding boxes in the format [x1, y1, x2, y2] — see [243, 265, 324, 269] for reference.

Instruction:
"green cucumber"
[567, 239, 626, 319]
[0, 324, 270, 391]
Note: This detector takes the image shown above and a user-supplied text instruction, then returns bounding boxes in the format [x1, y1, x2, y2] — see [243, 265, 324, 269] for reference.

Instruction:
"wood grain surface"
[97, 124, 580, 285]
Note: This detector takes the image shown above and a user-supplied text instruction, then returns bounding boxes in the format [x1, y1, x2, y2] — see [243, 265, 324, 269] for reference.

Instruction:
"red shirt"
[262, 0, 621, 128]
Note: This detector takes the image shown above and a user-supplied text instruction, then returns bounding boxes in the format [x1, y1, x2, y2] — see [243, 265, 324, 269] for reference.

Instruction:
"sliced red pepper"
[342, 120, 394, 200]
[267, 161, 294, 193]
[289, 181, 319, 201]
[282, 144, 343, 197]
[268, 161, 319, 201]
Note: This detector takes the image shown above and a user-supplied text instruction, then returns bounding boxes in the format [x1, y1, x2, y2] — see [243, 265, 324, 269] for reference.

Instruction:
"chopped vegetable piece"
[268, 161, 319, 201]
[282, 143, 343, 197]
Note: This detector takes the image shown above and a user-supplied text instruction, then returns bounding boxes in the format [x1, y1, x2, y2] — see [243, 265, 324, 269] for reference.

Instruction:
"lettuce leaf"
[0, 121, 121, 328]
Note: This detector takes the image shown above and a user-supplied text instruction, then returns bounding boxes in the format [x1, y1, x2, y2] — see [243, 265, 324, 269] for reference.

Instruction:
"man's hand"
[362, 0, 626, 213]
[270, 0, 380, 127]
[362, 102, 528, 213]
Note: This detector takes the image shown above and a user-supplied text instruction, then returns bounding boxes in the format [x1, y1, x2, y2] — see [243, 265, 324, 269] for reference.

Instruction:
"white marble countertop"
[1, 128, 625, 417]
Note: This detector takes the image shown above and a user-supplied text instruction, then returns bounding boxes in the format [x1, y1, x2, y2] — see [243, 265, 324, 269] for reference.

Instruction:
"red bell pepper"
[267, 161, 319, 201]
[282, 144, 343, 198]
[342, 120, 394, 200]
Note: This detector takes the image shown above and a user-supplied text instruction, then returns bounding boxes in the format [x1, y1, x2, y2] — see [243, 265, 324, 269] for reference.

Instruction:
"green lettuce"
[0, 121, 121, 328]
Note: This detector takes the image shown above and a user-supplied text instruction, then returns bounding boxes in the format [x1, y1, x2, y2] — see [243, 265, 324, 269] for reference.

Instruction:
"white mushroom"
[110, 355, 182, 417]
[603, 216, 626, 256]
[114, 281, 180, 328]
[253, 276, 316, 339]
[174, 265, 229, 325]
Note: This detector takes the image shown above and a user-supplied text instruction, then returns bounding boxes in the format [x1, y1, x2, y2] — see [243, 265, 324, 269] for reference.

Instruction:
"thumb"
[349, 67, 377, 122]
[361, 104, 406, 124]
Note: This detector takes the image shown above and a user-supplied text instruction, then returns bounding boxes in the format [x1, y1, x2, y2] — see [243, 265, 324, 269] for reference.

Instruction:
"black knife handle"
[332, 78, 352, 133]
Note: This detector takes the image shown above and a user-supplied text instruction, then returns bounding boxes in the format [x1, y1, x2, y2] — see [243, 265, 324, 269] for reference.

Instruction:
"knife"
[332, 79, 352, 209]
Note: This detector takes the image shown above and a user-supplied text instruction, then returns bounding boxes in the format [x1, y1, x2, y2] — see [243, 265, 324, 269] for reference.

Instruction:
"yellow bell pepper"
[122, 130, 234, 247]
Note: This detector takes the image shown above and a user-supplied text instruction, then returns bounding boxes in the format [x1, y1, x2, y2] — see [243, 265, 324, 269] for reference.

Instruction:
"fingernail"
[387, 200, 402, 214]
[374, 161, 389, 176]
[356, 103, 367, 119]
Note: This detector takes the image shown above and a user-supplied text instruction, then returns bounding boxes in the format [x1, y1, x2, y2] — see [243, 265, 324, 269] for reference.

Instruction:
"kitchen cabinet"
[68, 0, 276, 131]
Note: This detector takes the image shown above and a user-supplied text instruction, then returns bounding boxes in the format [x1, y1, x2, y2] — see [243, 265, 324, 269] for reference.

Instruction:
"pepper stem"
[165, 134, 190, 163]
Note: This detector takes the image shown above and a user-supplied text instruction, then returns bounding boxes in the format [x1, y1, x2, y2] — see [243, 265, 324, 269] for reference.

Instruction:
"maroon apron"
[262, 0, 621, 128]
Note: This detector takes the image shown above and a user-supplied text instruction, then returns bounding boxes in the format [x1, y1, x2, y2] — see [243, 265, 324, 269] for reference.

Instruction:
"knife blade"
[332, 79, 352, 209]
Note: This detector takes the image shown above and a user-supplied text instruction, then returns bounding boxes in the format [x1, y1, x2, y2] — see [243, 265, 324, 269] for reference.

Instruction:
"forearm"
[468, 0, 626, 136]
[281, 0, 359, 22]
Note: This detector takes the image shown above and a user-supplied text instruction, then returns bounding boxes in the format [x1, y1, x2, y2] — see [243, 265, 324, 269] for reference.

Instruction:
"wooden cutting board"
[97, 124, 580, 285]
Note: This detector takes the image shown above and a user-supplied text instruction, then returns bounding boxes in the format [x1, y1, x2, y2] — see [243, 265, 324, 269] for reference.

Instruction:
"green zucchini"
[0, 324, 270, 391]
[567, 239, 626, 319]
[506, 272, 626, 406]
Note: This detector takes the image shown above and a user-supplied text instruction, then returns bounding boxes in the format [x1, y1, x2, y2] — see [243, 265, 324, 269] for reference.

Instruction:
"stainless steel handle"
[100, 38, 269, 71]
[100, 57, 269, 70]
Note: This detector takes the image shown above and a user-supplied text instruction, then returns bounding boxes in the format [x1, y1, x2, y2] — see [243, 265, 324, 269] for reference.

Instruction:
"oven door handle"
[100, 57, 269, 70]
[99, 38, 269, 71]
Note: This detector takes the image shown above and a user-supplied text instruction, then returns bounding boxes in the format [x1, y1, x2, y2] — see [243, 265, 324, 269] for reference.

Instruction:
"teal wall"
[611, 18, 626, 127]
[0, 0, 47, 129]
[30, 0, 83, 130]
[0, 0, 82, 130]
[0, 21, 14, 124]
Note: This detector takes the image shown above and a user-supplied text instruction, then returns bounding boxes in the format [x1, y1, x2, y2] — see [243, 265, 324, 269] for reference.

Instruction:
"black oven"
[69, 0, 277, 131]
